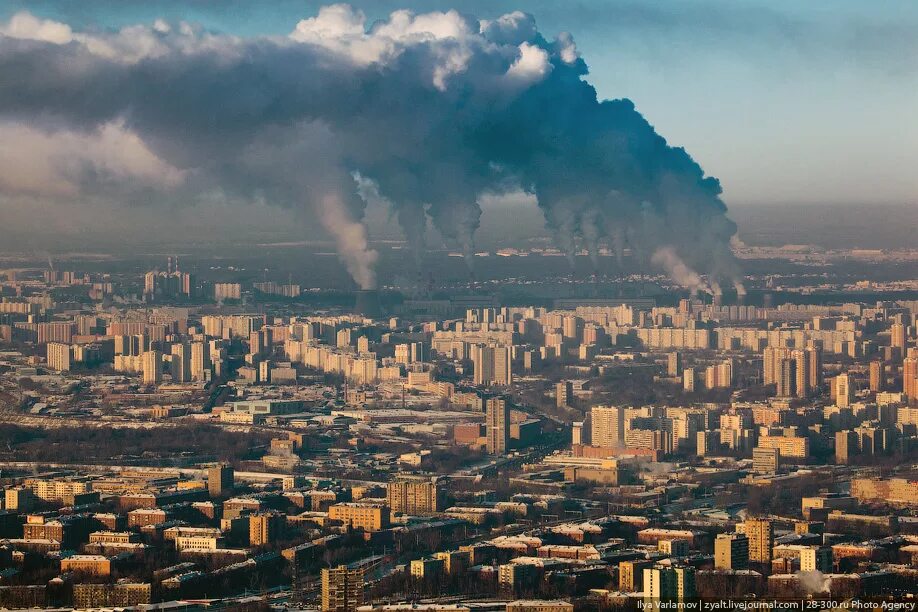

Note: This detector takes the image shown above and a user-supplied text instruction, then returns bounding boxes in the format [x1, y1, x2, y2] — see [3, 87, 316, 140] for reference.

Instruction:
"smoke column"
[0, 5, 742, 290]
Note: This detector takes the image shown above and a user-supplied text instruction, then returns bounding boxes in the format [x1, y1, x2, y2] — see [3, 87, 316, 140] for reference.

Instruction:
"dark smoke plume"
[0, 6, 741, 290]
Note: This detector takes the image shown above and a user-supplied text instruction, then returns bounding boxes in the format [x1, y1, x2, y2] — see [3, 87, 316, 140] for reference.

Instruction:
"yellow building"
[619, 559, 654, 592]
[851, 478, 918, 507]
[61, 555, 111, 576]
[321, 565, 365, 612]
[249, 512, 285, 546]
[329, 503, 389, 531]
[434, 550, 471, 574]
[714, 533, 749, 570]
[410, 557, 445, 579]
[387, 478, 443, 515]
[591, 405, 625, 448]
[72, 583, 151, 608]
[738, 519, 773, 563]
[23, 478, 91, 504]
[757, 435, 809, 459]
[4, 487, 34, 512]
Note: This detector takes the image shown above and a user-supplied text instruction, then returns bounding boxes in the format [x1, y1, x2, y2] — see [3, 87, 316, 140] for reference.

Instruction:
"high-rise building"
[777, 358, 797, 397]
[486, 397, 511, 455]
[904, 352, 918, 401]
[214, 283, 242, 301]
[752, 447, 780, 474]
[328, 503, 390, 531]
[249, 512, 284, 546]
[790, 348, 815, 397]
[472, 345, 513, 386]
[170, 343, 191, 383]
[591, 406, 624, 448]
[739, 518, 773, 563]
[321, 565, 365, 612]
[835, 430, 858, 464]
[683, 368, 695, 392]
[800, 546, 833, 573]
[208, 464, 234, 497]
[643, 566, 695, 600]
[714, 533, 749, 570]
[804, 344, 824, 393]
[667, 352, 683, 377]
[556, 381, 574, 408]
[395, 342, 426, 365]
[387, 478, 443, 515]
[47, 342, 72, 372]
[704, 359, 733, 389]
[764, 346, 792, 386]
[142, 351, 162, 385]
[619, 559, 654, 592]
[190, 341, 211, 381]
[869, 361, 885, 392]
[764, 343, 822, 397]
[572, 421, 588, 445]
[835, 373, 854, 407]
[891, 323, 907, 350]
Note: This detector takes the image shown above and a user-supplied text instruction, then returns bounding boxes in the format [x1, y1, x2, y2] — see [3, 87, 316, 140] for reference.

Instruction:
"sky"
[3, 0, 916, 209]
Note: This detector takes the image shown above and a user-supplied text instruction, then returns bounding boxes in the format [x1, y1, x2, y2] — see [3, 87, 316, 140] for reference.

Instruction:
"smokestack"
[354, 289, 382, 319]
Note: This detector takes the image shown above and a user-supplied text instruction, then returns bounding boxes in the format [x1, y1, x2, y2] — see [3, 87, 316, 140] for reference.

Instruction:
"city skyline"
[0, 2, 916, 609]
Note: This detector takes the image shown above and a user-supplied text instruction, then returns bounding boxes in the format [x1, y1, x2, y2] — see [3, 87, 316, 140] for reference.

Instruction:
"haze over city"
[0, 2, 915, 611]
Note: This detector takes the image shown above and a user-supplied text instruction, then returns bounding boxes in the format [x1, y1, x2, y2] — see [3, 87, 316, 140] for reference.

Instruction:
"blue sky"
[3, 0, 916, 207]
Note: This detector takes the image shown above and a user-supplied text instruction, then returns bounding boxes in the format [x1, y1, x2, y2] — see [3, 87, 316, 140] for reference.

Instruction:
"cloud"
[505, 42, 552, 84]
[0, 11, 73, 44]
[0, 4, 742, 291]
[0, 120, 185, 197]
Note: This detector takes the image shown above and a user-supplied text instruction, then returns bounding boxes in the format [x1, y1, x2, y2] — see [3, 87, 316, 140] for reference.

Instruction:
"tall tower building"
[170, 343, 191, 383]
[777, 358, 797, 397]
[904, 352, 918, 401]
[891, 323, 907, 350]
[321, 565, 365, 612]
[591, 406, 625, 448]
[739, 518, 773, 563]
[249, 512, 284, 546]
[804, 344, 824, 393]
[869, 361, 885, 392]
[835, 373, 854, 407]
[763, 346, 792, 387]
[667, 352, 683, 377]
[714, 533, 749, 570]
[835, 430, 858, 464]
[556, 381, 574, 408]
[47, 342, 72, 372]
[190, 341, 211, 381]
[486, 397, 511, 455]
[792, 351, 807, 396]
[683, 368, 695, 392]
[643, 566, 696, 601]
[472, 345, 512, 386]
[387, 478, 443, 515]
[142, 351, 162, 385]
[208, 464, 234, 497]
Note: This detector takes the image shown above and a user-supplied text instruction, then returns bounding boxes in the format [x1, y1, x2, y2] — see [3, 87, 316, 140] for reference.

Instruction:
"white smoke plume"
[0, 5, 742, 288]
[317, 192, 378, 289]
[734, 280, 747, 297]
[797, 570, 832, 596]
[651, 247, 710, 296]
